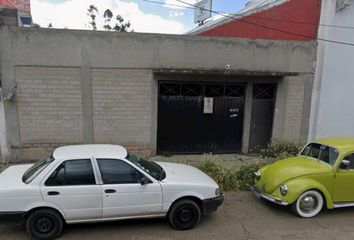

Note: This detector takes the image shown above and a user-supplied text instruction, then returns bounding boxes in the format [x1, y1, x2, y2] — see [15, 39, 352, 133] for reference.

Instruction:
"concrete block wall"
[16, 67, 83, 159]
[283, 77, 306, 141]
[92, 69, 153, 155]
[0, 27, 317, 161]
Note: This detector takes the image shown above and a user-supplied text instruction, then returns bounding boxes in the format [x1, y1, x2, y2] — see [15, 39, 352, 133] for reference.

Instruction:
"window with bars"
[253, 84, 275, 99]
[159, 82, 245, 97]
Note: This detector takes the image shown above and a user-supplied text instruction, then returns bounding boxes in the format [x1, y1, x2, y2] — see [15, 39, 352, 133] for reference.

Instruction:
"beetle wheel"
[292, 190, 323, 218]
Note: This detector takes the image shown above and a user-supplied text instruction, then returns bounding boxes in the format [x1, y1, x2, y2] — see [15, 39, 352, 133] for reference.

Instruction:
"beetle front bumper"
[251, 185, 288, 206]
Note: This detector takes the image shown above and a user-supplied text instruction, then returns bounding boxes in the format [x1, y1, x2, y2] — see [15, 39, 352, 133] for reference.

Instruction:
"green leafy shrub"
[196, 155, 264, 192]
[260, 140, 301, 163]
[196, 141, 301, 192]
[235, 163, 264, 191]
[196, 155, 238, 191]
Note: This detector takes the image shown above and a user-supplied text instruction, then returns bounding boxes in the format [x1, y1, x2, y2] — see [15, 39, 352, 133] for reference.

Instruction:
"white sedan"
[0, 145, 223, 240]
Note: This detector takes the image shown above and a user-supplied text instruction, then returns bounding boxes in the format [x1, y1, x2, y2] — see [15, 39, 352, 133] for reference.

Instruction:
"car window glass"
[300, 143, 338, 166]
[97, 159, 143, 184]
[309, 144, 321, 159]
[23, 154, 55, 184]
[45, 159, 95, 186]
[319, 146, 330, 163]
[343, 154, 354, 169]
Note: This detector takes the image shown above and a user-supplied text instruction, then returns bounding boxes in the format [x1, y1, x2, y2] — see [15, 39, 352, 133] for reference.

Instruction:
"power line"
[175, 0, 354, 47]
[141, 0, 354, 30]
[140, 0, 354, 47]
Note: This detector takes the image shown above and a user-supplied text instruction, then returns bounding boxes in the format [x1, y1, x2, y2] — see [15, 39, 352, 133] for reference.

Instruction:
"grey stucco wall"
[0, 26, 317, 161]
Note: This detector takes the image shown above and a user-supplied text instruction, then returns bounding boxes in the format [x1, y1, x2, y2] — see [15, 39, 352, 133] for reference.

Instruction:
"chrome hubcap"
[300, 195, 317, 213]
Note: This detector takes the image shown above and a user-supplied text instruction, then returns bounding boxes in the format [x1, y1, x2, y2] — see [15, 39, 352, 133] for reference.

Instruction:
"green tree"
[87, 5, 98, 30]
[103, 9, 113, 31]
[112, 14, 131, 32]
[87, 5, 132, 32]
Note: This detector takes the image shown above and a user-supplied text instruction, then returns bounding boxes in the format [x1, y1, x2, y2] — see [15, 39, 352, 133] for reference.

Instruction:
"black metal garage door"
[157, 82, 245, 154]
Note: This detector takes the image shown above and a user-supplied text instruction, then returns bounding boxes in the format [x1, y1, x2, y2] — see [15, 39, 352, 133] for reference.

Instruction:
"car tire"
[168, 199, 201, 230]
[291, 190, 323, 218]
[26, 209, 64, 240]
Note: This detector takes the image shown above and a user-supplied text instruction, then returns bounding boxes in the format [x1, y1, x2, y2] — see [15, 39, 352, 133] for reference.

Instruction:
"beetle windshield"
[126, 152, 166, 180]
[22, 154, 55, 183]
[300, 143, 339, 166]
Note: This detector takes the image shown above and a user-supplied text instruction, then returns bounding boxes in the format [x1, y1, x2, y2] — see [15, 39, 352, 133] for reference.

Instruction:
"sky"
[30, 0, 250, 34]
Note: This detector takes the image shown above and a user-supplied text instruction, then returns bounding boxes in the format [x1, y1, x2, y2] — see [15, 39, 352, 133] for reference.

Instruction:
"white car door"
[96, 158, 163, 218]
[41, 159, 102, 221]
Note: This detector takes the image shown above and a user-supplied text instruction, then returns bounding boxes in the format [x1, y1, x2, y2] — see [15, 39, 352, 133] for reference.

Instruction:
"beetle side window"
[97, 159, 143, 184]
[45, 159, 96, 186]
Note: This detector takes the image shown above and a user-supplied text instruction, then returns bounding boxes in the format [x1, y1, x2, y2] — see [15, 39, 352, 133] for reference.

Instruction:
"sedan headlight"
[280, 184, 288, 196]
[254, 171, 261, 180]
[215, 188, 221, 196]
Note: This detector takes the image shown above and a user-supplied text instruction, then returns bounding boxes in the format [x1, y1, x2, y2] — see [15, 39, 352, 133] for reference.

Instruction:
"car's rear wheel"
[291, 190, 323, 218]
[26, 209, 64, 240]
[168, 199, 201, 230]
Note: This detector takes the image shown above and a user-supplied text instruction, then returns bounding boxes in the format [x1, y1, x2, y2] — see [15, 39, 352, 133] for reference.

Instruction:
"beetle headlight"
[215, 188, 221, 196]
[279, 184, 288, 196]
[254, 171, 261, 180]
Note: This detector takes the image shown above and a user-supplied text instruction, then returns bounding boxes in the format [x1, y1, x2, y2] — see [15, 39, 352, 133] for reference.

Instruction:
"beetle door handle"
[104, 189, 116, 194]
[47, 191, 60, 196]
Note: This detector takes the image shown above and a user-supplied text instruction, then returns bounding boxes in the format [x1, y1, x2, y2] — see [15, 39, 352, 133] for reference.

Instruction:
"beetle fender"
[283, 178, 334, 209]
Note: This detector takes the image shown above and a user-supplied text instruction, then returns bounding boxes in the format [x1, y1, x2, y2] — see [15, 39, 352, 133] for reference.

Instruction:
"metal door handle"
[47, 191, 60, 196]
[105, 189, 116, 193]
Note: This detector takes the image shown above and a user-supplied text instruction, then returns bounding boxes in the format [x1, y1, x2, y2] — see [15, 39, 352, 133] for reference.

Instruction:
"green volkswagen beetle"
[252, 137, 354, 218]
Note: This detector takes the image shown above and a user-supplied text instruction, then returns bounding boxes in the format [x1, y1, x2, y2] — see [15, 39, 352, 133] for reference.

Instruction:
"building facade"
[0, 0, 31, 26]
[192, 0, 354, 143]
[190, 0, 322, 41]
[308, 0, 354, 140]
[0, 26, 316, 162]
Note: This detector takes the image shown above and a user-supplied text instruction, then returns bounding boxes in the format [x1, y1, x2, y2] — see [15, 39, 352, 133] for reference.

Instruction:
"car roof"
[315, 137, 354, 152]
[52, 144, 128, 160]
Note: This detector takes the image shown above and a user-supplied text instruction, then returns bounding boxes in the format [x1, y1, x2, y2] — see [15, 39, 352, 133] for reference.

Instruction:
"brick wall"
[16, 67, 83, 146]
[92, 69, 153, 154]
[0, 8, 18, 27]
[283, 77, 305, 141]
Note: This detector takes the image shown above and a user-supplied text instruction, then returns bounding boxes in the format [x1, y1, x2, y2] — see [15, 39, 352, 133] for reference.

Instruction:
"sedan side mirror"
[340, 160, 350, 170]
[139, 176, 152, 185]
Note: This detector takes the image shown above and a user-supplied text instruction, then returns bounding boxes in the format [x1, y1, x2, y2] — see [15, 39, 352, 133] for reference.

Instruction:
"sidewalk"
[149, 153, 261, 168]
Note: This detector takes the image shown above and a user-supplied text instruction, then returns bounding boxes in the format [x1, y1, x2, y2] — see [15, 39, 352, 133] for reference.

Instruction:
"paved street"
[2, 192, 354, 240]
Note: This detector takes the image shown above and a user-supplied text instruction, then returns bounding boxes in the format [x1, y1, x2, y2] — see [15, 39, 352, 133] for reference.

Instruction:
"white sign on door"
[204, 97, 214, 114]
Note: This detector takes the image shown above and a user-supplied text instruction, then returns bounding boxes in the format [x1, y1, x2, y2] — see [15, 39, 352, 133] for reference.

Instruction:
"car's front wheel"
[291, 190, 323, 218]
[168, 199, 201, 230]
[26, 209, 64, 240]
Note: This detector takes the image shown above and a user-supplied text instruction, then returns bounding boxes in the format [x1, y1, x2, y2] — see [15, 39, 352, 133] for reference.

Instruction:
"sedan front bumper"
[251, 185, 288, 206]
[202, 194, 224, 214]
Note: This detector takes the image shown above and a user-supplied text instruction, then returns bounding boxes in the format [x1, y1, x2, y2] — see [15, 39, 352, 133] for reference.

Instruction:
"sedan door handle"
[47, 191, 60, 196]
[104, 189, 116, 194]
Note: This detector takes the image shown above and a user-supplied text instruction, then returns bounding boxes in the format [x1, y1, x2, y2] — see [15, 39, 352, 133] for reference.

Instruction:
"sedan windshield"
[300, 143, 339, 166]
[126, 152, 166, 180]
[22, 154, 55, 183]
